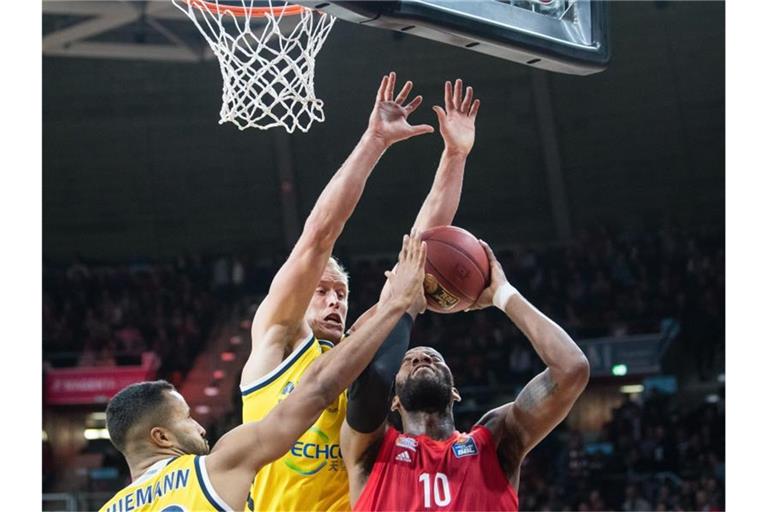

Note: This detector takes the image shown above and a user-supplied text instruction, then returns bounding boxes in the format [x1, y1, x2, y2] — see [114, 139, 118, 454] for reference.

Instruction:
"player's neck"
[126, 448, 181, 481]
[400, 409, 456, 440]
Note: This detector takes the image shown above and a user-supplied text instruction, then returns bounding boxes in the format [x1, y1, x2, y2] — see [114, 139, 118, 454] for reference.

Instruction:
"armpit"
[359, 435, 384, 476]
[477, 408, 524, 481]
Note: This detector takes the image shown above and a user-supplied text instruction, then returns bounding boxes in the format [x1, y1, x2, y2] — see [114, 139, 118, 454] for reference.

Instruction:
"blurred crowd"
[43, 256, 220, 383]
[44, 224, 723, 384]
[518, 389, 725, 511]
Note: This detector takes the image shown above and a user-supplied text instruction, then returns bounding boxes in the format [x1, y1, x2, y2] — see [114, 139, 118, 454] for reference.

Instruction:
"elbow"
[563, 354, 590, 391]
[303, 216, 338, 253]
[314, 380, 342, 409]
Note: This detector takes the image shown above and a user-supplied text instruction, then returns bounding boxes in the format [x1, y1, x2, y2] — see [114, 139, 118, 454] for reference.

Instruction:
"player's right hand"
[382, 228, 428, 315]
[367, 72, 434, 147]
[466, 240, 509, 311]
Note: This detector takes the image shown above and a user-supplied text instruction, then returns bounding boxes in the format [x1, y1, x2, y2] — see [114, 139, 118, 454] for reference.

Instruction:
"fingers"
[404, 95, 423, 113]
[461, 86, 473, 112]
[469, 98, 480, 118]
[398, 233, 410, 263]
[444, 79, 479, 116]
[395, 81, 413, 105]
[478, 239, 497, 263]
[385, 71, 396, 102]
[399, 228, 425, 266]
[409, 228, 423, 262]
[444, 81, 453, 111]
[376, 74, 388, 102]
[453, 79, 463, 111]
[432, 105, 446, 125]
[417, 240, 427, 269]
[409, 124, 435, 137]
[409, 229, 421, 262]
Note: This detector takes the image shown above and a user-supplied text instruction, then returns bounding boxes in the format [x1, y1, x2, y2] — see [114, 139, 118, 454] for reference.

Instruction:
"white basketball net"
[172, 0, 336, 132]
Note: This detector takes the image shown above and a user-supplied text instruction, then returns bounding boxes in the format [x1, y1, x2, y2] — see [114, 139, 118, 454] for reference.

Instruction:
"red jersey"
[353, 425, 519, 511]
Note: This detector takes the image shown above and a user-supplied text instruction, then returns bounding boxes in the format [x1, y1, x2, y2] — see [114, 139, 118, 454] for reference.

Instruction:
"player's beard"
[396, 371, 453, 413]
[178, 431, 210, 456]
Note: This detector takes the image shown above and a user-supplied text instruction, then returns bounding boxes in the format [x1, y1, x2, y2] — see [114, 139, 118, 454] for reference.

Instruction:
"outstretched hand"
[466, 240, 509, 311]
[432, 79, 480, 156]
[381, 228, 428, 315]
[367, 72, 435, 148]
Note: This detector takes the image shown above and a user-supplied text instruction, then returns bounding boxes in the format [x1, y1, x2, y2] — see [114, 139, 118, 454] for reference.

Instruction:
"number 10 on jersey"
[418, 472, 452, 508]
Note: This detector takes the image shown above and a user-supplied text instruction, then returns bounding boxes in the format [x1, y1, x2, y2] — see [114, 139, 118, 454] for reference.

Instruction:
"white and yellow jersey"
[241, 334, 349, 511]
[99, 455, 232, 512]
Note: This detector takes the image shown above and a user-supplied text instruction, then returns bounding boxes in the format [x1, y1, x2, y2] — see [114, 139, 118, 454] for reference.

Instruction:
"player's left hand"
[466, 240, 509, 311]
[432, 79, 481, 156]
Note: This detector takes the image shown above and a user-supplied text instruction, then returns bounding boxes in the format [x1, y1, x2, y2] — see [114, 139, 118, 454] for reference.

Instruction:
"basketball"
[421, 226, 490, 313]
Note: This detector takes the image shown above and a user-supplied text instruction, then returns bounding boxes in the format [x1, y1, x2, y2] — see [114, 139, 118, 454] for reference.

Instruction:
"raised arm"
[346, 79, 480, 334]
[342, 81, 481, 488]
[242, 72, 434, 385]
[205, 233, 427, 510]
[473, 241, 589, 484]
[412, 79, 480, 231]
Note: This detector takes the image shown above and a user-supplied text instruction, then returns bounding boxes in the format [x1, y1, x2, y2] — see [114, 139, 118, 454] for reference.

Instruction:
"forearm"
[304, 131, 387, 248]
[347, 313, 413, 432]
[501, 290, 588, 381]
[413, 150, 468, 231]
[304, 301, 408, 405]
[230, 304, 408, 471]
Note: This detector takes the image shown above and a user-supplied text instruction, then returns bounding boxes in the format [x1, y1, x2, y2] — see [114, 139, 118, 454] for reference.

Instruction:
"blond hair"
[326, 256, 350, 283]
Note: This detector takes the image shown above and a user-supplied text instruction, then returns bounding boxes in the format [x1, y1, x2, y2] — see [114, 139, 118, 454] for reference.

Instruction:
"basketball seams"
[424, 237, 489, 285]
[425, 256, 474, 304]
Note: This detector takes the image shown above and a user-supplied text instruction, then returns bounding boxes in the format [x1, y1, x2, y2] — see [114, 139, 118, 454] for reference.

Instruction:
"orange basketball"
[421, 226, 490, 313]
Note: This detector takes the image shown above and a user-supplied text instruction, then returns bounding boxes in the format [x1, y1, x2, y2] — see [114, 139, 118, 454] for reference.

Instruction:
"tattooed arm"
[471, 241, 589, 487]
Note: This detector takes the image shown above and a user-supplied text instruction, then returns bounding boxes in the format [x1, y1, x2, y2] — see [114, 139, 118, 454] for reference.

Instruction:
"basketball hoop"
[172, 0, 336, 132]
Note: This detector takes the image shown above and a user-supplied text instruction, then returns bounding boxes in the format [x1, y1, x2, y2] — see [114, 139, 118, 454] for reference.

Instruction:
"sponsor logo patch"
[285, 427, 341, 476]
[424, 273, 460, 310]
[452, 436, 479, 458]
[395, 436, 418, 451]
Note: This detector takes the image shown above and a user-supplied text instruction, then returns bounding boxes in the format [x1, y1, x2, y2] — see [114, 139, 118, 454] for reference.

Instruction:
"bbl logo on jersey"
[396, 436, 418, 452]
[452, 437, 478, 458]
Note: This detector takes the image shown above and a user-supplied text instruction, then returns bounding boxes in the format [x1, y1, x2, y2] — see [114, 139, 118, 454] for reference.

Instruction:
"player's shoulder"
[241, 333, 319, 398]
[98, 456, 193, 512]
[318, 337, 336, 352]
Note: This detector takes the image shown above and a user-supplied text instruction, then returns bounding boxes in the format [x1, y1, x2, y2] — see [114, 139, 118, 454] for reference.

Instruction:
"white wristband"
[493, 282, 519, 310]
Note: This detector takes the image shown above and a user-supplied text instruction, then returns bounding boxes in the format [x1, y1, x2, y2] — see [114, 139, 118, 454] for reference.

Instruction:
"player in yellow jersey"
[98, 231, 427, 512]
[240, 73, 481, 511]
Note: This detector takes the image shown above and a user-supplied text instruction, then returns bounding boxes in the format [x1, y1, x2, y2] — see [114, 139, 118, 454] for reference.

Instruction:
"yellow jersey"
[241, 334, 349, 512]
[99, 455, 232, 512]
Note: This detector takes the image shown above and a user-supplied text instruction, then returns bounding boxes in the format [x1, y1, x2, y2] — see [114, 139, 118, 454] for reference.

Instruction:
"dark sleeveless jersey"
[354, 425, 519, 511]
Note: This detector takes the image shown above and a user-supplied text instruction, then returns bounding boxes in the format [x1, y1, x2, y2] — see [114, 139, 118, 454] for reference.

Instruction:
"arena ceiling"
[43, 1, 724, 262]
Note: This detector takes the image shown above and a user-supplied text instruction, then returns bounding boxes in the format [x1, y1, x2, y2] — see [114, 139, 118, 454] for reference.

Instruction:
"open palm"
[368, 72, 434, 147]
[433, 79, 481, 155]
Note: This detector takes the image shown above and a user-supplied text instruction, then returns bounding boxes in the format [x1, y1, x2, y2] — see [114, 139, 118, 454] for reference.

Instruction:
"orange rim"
[187, 0, 306, 18]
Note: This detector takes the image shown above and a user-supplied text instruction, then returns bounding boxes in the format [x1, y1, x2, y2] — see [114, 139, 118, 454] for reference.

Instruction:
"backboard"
[305, 0, 610, 75]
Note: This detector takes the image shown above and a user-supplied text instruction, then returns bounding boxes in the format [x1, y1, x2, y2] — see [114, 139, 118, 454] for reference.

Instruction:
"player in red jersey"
[342, 240, 590, 511]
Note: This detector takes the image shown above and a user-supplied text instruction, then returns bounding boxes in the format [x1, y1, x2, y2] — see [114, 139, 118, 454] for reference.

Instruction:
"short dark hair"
[106, 380, 176, 452]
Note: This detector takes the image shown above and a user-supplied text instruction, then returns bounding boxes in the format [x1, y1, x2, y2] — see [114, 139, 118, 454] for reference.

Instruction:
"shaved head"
[394, 346, 456, 413]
